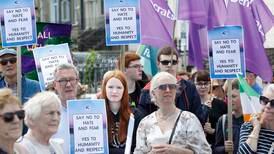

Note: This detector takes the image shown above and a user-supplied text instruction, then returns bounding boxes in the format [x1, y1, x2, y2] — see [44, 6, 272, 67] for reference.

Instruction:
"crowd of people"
[0, 46, 274, 154]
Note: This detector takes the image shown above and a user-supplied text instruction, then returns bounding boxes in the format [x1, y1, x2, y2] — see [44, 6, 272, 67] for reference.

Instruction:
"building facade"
[35, 0, 274, 74]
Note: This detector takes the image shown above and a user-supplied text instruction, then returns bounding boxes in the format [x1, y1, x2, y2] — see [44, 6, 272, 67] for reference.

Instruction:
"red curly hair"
[100, 70, 131, 144]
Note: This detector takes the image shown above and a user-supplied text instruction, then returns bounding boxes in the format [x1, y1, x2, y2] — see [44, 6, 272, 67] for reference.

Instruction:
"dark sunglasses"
[259, 96, 274, 107]
[160, 60, 178, 65]
[0, 57, 17, 65]
[157, 84, 177, 91]
[0, 110, 25, 123]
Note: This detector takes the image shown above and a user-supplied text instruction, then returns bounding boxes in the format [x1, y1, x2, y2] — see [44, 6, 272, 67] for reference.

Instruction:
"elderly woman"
[134, 72, 211, 154]
[238, 84, 274, 153]
[100, 70, 133, 153]
[0, 88, 26, 153]
[19, 91, 63, 154]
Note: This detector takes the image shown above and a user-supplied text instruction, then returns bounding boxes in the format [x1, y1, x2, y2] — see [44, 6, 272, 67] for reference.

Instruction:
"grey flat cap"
[0, 48, 16, 57]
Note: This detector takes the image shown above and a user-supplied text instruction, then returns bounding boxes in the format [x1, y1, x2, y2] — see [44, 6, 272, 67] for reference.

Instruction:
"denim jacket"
[0, 76, 41, 103]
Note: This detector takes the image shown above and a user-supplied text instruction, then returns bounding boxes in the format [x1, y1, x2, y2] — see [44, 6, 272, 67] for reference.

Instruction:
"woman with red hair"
[101, 70, 132, 153]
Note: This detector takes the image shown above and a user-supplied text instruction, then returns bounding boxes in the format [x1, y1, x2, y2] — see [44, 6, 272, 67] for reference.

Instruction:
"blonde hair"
[0, 88, 20, 110]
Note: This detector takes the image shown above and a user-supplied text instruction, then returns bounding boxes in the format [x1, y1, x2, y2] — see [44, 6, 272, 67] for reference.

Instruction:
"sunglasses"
[0, 110, 25, 123]
[157, 84, 177, 91]
[0, 57, 17, 65]
[160, 60, 178, 65]
[260, 96, 274, 107]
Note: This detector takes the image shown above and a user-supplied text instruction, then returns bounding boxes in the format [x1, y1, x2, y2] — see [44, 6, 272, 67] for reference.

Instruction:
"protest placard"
[0, 0, 37, 47]
[33, 43, 72, 90]
[104, 0, 140, 45]
[208, 26, 246, 79]
[21, 22, 72, 80]
[68, 99, 109, 154]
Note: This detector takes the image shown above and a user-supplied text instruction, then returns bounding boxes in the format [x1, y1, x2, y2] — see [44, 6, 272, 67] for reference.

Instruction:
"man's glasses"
[160, 60, 178, 65]
[56, 78, 79, 86]
[156, 84, 177, 91]
[0, 110, 25, 123]
[260, 96, 274, 107]
[127, 64, 143, 69]
[0, 57, 17, 65]
[195, 81, 210, 87]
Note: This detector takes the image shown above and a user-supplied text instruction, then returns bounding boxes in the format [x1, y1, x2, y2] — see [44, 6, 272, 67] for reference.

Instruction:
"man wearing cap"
[0, 48, 40, 103]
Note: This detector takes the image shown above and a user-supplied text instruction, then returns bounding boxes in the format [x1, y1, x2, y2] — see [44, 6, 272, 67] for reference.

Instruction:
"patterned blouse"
[134, 111, 211, 154]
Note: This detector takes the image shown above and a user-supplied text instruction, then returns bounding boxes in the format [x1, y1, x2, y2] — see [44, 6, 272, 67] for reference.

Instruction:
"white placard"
[212, 39, 242, 75]
[73, 113, 105, 153]
[4, 7, 33, 43]
[109, 7, 137, 41]
[39, 55, 69, 84]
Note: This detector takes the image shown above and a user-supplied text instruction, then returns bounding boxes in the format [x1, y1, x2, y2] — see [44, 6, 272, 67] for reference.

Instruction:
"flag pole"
[171, 0, 179, 67]
[120, 45, 126, 72]
[227, 79, 233, 154]
[16, 46, 22, 104]
[172, 0, 188, 71]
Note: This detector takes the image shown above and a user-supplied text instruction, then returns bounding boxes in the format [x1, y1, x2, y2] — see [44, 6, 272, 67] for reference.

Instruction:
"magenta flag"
[140, 0, 175, 48]
[187, 0, 274, 81]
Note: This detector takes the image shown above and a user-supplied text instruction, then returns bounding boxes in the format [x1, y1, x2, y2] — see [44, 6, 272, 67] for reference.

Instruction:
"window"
[61, 0, 71, 22]
[72, 0, 80, 25]
[84, 0, 98, 29]
[51, 0, 59, 23]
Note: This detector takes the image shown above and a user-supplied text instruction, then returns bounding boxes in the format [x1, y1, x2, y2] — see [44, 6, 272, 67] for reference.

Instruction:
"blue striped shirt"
[238, 122, 274, 154]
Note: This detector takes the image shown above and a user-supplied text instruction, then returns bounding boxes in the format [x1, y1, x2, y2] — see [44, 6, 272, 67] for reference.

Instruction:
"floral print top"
[134, 111, 211, 154]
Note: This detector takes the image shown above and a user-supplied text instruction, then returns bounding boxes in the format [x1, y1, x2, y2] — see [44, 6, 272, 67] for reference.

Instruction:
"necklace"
[157, 108, 177, 121]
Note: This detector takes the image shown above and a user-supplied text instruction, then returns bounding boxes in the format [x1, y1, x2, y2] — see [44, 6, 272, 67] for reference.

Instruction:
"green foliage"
[83, 50, 96, 91]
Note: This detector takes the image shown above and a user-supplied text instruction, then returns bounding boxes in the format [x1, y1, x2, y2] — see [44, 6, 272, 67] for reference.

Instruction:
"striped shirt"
[238, 122, 274, 154]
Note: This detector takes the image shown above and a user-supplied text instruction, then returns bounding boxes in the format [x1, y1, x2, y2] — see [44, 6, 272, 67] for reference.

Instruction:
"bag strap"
[168, 110, 183, 144]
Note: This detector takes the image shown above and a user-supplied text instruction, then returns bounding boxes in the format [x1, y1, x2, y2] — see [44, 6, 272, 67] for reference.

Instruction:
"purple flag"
[178, 0, 208, 25]
[140, 0, 175, 48]
[188, 0, 274, 81]
[188, 24, 207, 69]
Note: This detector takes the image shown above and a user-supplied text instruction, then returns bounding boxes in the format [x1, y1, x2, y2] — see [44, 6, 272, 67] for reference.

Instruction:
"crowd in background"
[0, 46, 274, 154]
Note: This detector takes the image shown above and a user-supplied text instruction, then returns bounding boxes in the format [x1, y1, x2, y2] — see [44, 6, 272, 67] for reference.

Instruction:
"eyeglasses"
[156, 84, 177, 91]
[0, 110, 25, 123]
[260, 96, 274, 107]
[56, 78, 79, 86]
[195, 81, 210, 87]
[160, 60, 178, 65]
[127, 64, 143, 69]
[0, 57, 17, 65]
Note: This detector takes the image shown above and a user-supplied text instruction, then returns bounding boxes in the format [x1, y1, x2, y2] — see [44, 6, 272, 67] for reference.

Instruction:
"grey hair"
[263, 84, 274, 98]
[53, 63, 79, 80]
[150, 72, 177, 103]
[24, 91, 61, 127]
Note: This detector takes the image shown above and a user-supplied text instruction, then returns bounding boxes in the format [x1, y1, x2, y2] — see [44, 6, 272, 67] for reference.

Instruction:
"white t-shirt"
[20, 137, 64, 154]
